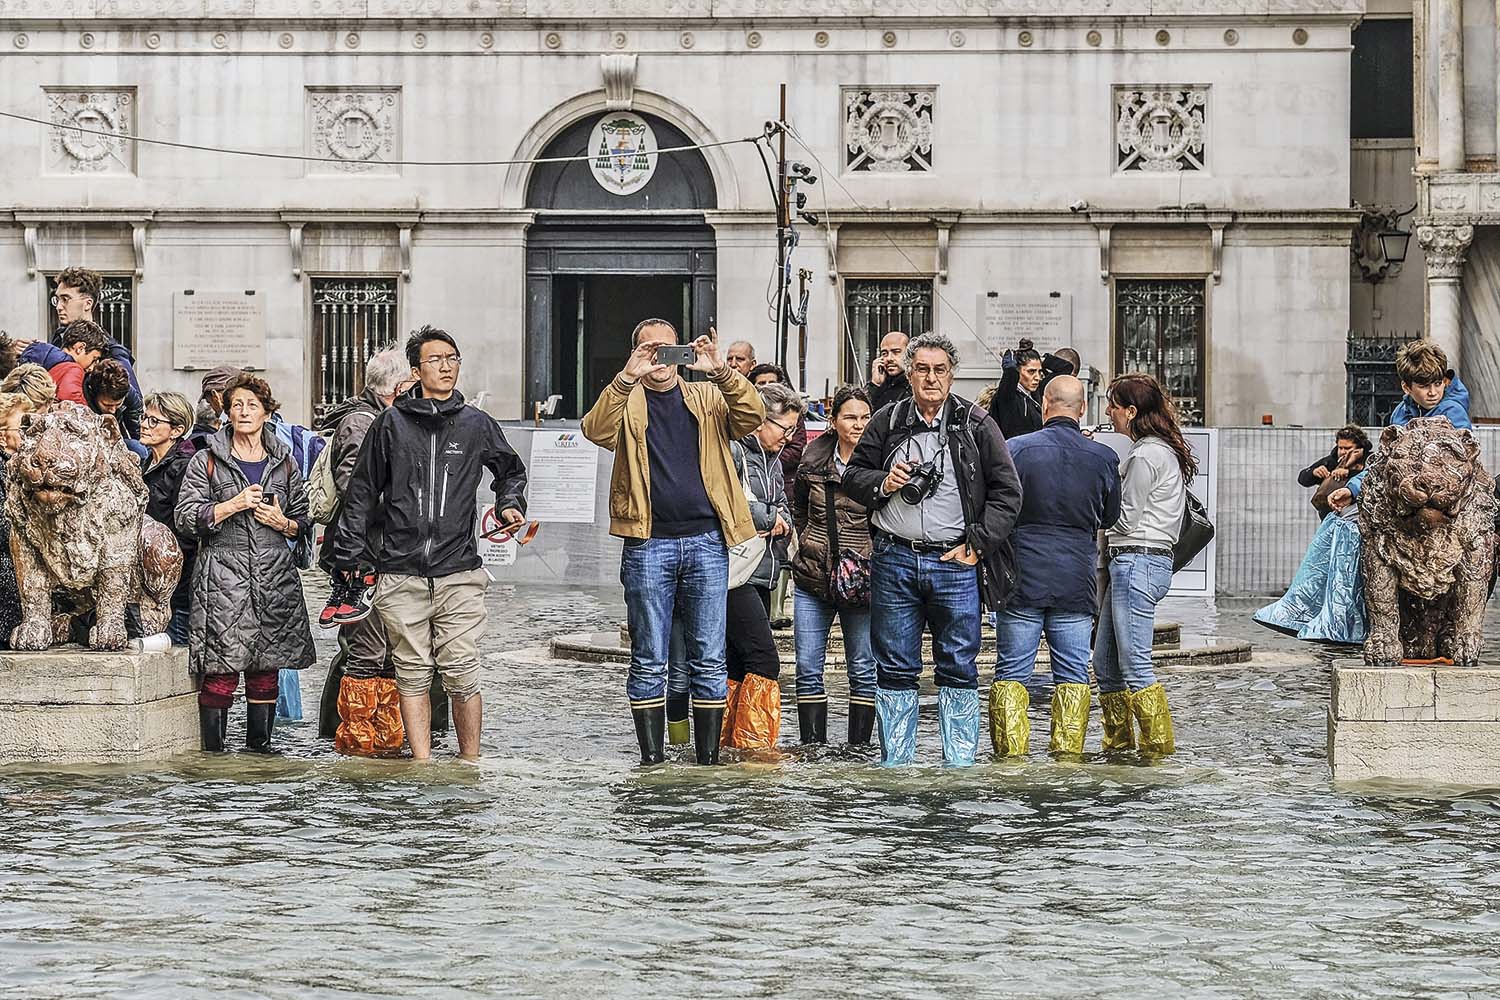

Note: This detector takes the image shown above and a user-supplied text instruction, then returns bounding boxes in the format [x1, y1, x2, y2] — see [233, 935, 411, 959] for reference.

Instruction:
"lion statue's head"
[10, 403, 132, 514]
[1367, 417, 1488, 531]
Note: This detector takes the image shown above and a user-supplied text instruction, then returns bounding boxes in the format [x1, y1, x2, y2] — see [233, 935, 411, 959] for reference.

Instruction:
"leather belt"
[1108, 545, 1170, 559]
[878, 530, 964, 555]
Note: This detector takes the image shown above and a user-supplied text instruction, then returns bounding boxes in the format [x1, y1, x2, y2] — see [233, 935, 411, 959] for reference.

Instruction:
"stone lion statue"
[4, 403, 182, 651]
[1359, 416, 1498, 666]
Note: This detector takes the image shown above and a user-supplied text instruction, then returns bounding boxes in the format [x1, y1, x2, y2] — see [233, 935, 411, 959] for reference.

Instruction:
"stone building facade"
[0, 0, 1361, 427]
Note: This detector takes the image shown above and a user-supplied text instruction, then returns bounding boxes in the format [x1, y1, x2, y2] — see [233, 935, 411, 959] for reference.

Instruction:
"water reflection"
[2, 587, 1500, 998]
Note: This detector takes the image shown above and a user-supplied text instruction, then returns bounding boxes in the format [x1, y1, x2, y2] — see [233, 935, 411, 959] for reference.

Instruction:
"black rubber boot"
[317, 647, 348, 740]
[246, 702, 277, 754]
[199, 705, 227, 752]
[848, 702, 876, 746]
[798, 701, 829, 745]
[632, 704, 666, 765]
[693, 705, 725, 765]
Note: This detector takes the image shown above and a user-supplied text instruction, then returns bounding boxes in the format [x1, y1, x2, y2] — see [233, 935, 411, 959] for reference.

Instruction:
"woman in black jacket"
[140, 391, 197, 646]
[790, 385, 877, 746]
[987, 340, 1044, 440]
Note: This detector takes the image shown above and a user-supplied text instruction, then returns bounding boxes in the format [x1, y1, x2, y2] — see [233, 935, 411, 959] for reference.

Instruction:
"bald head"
[1042, 375, 1086, 420]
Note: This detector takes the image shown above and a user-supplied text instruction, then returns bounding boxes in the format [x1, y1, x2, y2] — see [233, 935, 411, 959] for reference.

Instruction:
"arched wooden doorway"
[525, 111, 718, 418]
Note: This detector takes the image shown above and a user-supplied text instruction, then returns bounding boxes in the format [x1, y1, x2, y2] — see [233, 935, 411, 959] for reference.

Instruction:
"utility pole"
[797, 267, 810, 391]
[775, 83, 789, 371]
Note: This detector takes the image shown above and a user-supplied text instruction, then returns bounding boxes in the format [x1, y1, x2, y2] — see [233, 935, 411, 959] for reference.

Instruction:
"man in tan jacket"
[582, 317, 764, 765]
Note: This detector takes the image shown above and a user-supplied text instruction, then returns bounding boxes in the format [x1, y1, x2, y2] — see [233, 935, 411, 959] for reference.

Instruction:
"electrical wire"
[0, 107, 768, 168]
[777, 118, 1009, 370]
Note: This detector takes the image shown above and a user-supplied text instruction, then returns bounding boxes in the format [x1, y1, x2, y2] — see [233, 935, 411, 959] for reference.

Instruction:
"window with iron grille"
[1114, 279, 1206, 425]
[1346, 331, 1410, 425]
[44, 274, 134, 351]
[843, 279, 933, 383]
[311, 277, 398, 418]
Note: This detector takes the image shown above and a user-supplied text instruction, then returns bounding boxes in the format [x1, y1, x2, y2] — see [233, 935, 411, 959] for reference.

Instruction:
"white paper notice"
[526, 431, 599, 524]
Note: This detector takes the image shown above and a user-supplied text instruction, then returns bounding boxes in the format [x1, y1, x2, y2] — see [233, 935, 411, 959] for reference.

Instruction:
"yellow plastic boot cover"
[1048, 683, 1091, 755]
[987, 681, 1030, 757]
[725, 674, 781, 751]
[1098, 689, 1135, 753]
[335, 676, 407, 757]
[1130, 682, 1176, 756]
[719, 678, 741, 750]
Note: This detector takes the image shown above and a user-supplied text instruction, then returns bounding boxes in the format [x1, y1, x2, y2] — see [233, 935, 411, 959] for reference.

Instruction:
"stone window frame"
[841, 85, 937, 175]
[1112, 85, 1210, 175]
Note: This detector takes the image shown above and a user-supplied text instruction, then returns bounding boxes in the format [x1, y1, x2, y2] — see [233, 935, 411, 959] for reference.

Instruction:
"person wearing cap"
[190, 365, 242, 451]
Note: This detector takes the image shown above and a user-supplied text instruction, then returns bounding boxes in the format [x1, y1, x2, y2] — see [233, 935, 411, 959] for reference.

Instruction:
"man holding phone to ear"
[582, 317, 765, 766]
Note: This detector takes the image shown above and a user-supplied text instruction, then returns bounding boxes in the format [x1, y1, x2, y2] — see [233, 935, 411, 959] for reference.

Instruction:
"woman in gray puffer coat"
[175, 372, 316, 754]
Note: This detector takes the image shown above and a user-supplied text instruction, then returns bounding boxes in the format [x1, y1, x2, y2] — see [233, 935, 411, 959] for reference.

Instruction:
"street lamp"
[1377, 226, 1411, 266]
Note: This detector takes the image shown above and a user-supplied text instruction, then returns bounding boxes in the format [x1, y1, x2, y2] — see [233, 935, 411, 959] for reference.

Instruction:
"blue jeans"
[994, 607, 1093, 686]
[870, 534, 981, 691]
[793, 586, 876, 699]
[1093, 551, 1173, 693]
[620, 532, 729, 703]
[667, 616, 690, 698]
[167, 605, 190, 647]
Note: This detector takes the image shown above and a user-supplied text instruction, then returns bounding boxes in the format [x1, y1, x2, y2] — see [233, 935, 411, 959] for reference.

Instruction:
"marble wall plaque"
[976, 292, 1073, 361]
[173, 290, 267, 371]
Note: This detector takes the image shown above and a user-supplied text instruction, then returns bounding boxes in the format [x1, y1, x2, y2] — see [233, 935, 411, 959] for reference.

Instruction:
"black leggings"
[726, 585, 780, 683]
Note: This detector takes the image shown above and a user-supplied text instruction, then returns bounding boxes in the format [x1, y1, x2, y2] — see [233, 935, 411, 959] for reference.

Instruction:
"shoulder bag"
[727, 443, 768, 589]
[824, 480, 871, 609]
[1171, 488, 1214, 572]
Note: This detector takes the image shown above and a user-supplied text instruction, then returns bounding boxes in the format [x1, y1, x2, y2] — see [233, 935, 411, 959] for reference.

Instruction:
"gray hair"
[905, 332, 960, 371]
[364, 348, 407, 396]
[757, 381, 806, 419]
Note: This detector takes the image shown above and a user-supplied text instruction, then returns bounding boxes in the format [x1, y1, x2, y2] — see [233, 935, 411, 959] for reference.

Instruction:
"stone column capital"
[1417, 222, 1475, 279]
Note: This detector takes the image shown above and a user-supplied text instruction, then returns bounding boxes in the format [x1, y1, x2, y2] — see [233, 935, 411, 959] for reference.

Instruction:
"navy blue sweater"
[1005, 416, 1122, 614]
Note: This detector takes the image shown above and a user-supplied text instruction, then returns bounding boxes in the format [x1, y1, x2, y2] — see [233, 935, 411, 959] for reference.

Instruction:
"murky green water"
[3, 588, 1499, 998]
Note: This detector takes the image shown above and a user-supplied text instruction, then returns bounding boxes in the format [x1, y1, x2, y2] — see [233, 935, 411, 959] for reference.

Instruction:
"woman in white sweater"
[1095, 374, 1194, 756]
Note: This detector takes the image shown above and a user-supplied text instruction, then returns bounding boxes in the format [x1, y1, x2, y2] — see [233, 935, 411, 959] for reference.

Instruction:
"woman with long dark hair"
[1095, 374, 1194, 756]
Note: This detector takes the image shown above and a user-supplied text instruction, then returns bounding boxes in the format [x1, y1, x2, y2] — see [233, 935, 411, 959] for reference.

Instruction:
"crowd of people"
[584, 321, 1192, 767]
[3, 266, 1201, 767]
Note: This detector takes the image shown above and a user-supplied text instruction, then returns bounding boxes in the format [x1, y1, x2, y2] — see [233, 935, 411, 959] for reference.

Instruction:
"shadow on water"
[4, 586, 1500, 998]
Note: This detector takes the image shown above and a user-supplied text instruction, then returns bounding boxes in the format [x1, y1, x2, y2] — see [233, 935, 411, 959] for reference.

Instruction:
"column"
[1417, 223, 1474, 368]
[1438, 0, 1465, 171]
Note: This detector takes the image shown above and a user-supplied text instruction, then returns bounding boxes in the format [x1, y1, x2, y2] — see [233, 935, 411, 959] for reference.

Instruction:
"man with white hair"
[316, 347, 426, 755]
[725, 340, 757, 378]
[843, 332, 1022, 766]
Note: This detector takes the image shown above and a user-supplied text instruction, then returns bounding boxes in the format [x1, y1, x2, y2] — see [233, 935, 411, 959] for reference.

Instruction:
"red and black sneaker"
[318, 575, 351, 629]
[329, 572, 376, 626]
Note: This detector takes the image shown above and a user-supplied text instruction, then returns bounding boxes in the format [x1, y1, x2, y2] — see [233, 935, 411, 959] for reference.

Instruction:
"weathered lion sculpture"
[1358, 416, 1499, 666]
[4, 403, 183, 651]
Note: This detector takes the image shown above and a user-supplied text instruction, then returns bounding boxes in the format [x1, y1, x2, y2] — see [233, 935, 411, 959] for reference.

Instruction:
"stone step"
[1328, 658, 1500, 784]
[0, 647, 199, 763]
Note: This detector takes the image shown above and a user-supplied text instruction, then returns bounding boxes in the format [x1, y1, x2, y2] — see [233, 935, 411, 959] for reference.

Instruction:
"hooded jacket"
[316, 386, 386, 572]
[843, 393, 1023, 611]
[733, 434, 792, 590]
[39, 332, 144, 438]
[143, 437, 199, 614]
[330, 387, 528, 578]
[173, 426, 316, 676]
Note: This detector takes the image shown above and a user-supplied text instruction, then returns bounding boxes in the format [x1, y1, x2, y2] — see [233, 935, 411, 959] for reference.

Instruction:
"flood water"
[3, 586, 1500, 999]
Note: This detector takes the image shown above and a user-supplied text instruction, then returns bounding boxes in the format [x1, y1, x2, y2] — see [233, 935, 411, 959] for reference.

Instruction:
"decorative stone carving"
[44, 87, 135, 176]
[6, 405, 183, 651]
[843, 87, 934, 173]
[306, 88, 400, 174]
[1359, 418, 1498, 667]
[601, 53, 637, 110]
[1417, 223, 1474, 279]
[1115, 86, 1207, 173]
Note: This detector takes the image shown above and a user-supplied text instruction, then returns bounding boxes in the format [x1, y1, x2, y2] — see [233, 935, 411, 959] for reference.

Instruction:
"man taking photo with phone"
[582, 318, 764, 766]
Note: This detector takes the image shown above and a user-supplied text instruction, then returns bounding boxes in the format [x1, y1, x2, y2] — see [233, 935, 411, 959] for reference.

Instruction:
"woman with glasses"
[789, 385, 877, 746]
[720, 382, 805, 752]
[140, 391, 198, 646]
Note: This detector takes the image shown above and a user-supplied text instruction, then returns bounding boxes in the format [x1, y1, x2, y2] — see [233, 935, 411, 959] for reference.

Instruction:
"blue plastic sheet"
[938, 687, 980, 767]
[875, 688, 919, 767]
[1254, 512, 1367, 645]
[276, 668, 303, 723]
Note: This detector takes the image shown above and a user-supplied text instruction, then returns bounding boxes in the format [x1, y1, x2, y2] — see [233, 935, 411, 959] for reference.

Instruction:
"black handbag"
[824, 482, 871, 609]
[1172, 489, 1214, 572]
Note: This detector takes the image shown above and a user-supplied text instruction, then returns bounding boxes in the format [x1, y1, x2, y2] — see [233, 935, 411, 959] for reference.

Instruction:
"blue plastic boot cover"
[277, 669, 303, 723]
[938, 686, 980, 767]
[875, 687, 920, 767]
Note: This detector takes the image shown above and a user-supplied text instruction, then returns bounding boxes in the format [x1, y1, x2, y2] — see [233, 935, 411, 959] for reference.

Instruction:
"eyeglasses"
[50, 293, 89, 307]
[910, 364, 950, 379]
[141, 414, 173, 429]
[764, 416, 798, 439]
[420, 355, 463, 370]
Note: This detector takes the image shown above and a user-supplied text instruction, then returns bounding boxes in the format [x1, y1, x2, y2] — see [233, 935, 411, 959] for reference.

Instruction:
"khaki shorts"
[372, 568, 488, 699]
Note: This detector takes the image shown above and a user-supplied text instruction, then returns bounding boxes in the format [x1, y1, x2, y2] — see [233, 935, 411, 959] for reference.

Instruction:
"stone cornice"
[0, 0, 1366, 20]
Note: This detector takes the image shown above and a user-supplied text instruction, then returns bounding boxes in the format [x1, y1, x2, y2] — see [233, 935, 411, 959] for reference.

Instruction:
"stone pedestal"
[0, 648, 198, 763]
[1328, 659, 1500, 784]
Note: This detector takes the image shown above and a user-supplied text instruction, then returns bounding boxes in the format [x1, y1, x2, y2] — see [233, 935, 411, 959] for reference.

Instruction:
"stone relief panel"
[305, 88, 400, 175]
[1114, 86, 1208, 173]
[44, 87, 136, 176]
[843, 87, 934, 173]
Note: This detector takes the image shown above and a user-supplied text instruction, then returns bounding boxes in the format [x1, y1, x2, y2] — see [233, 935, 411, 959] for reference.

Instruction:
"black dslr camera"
[899, 461, 940, 505]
